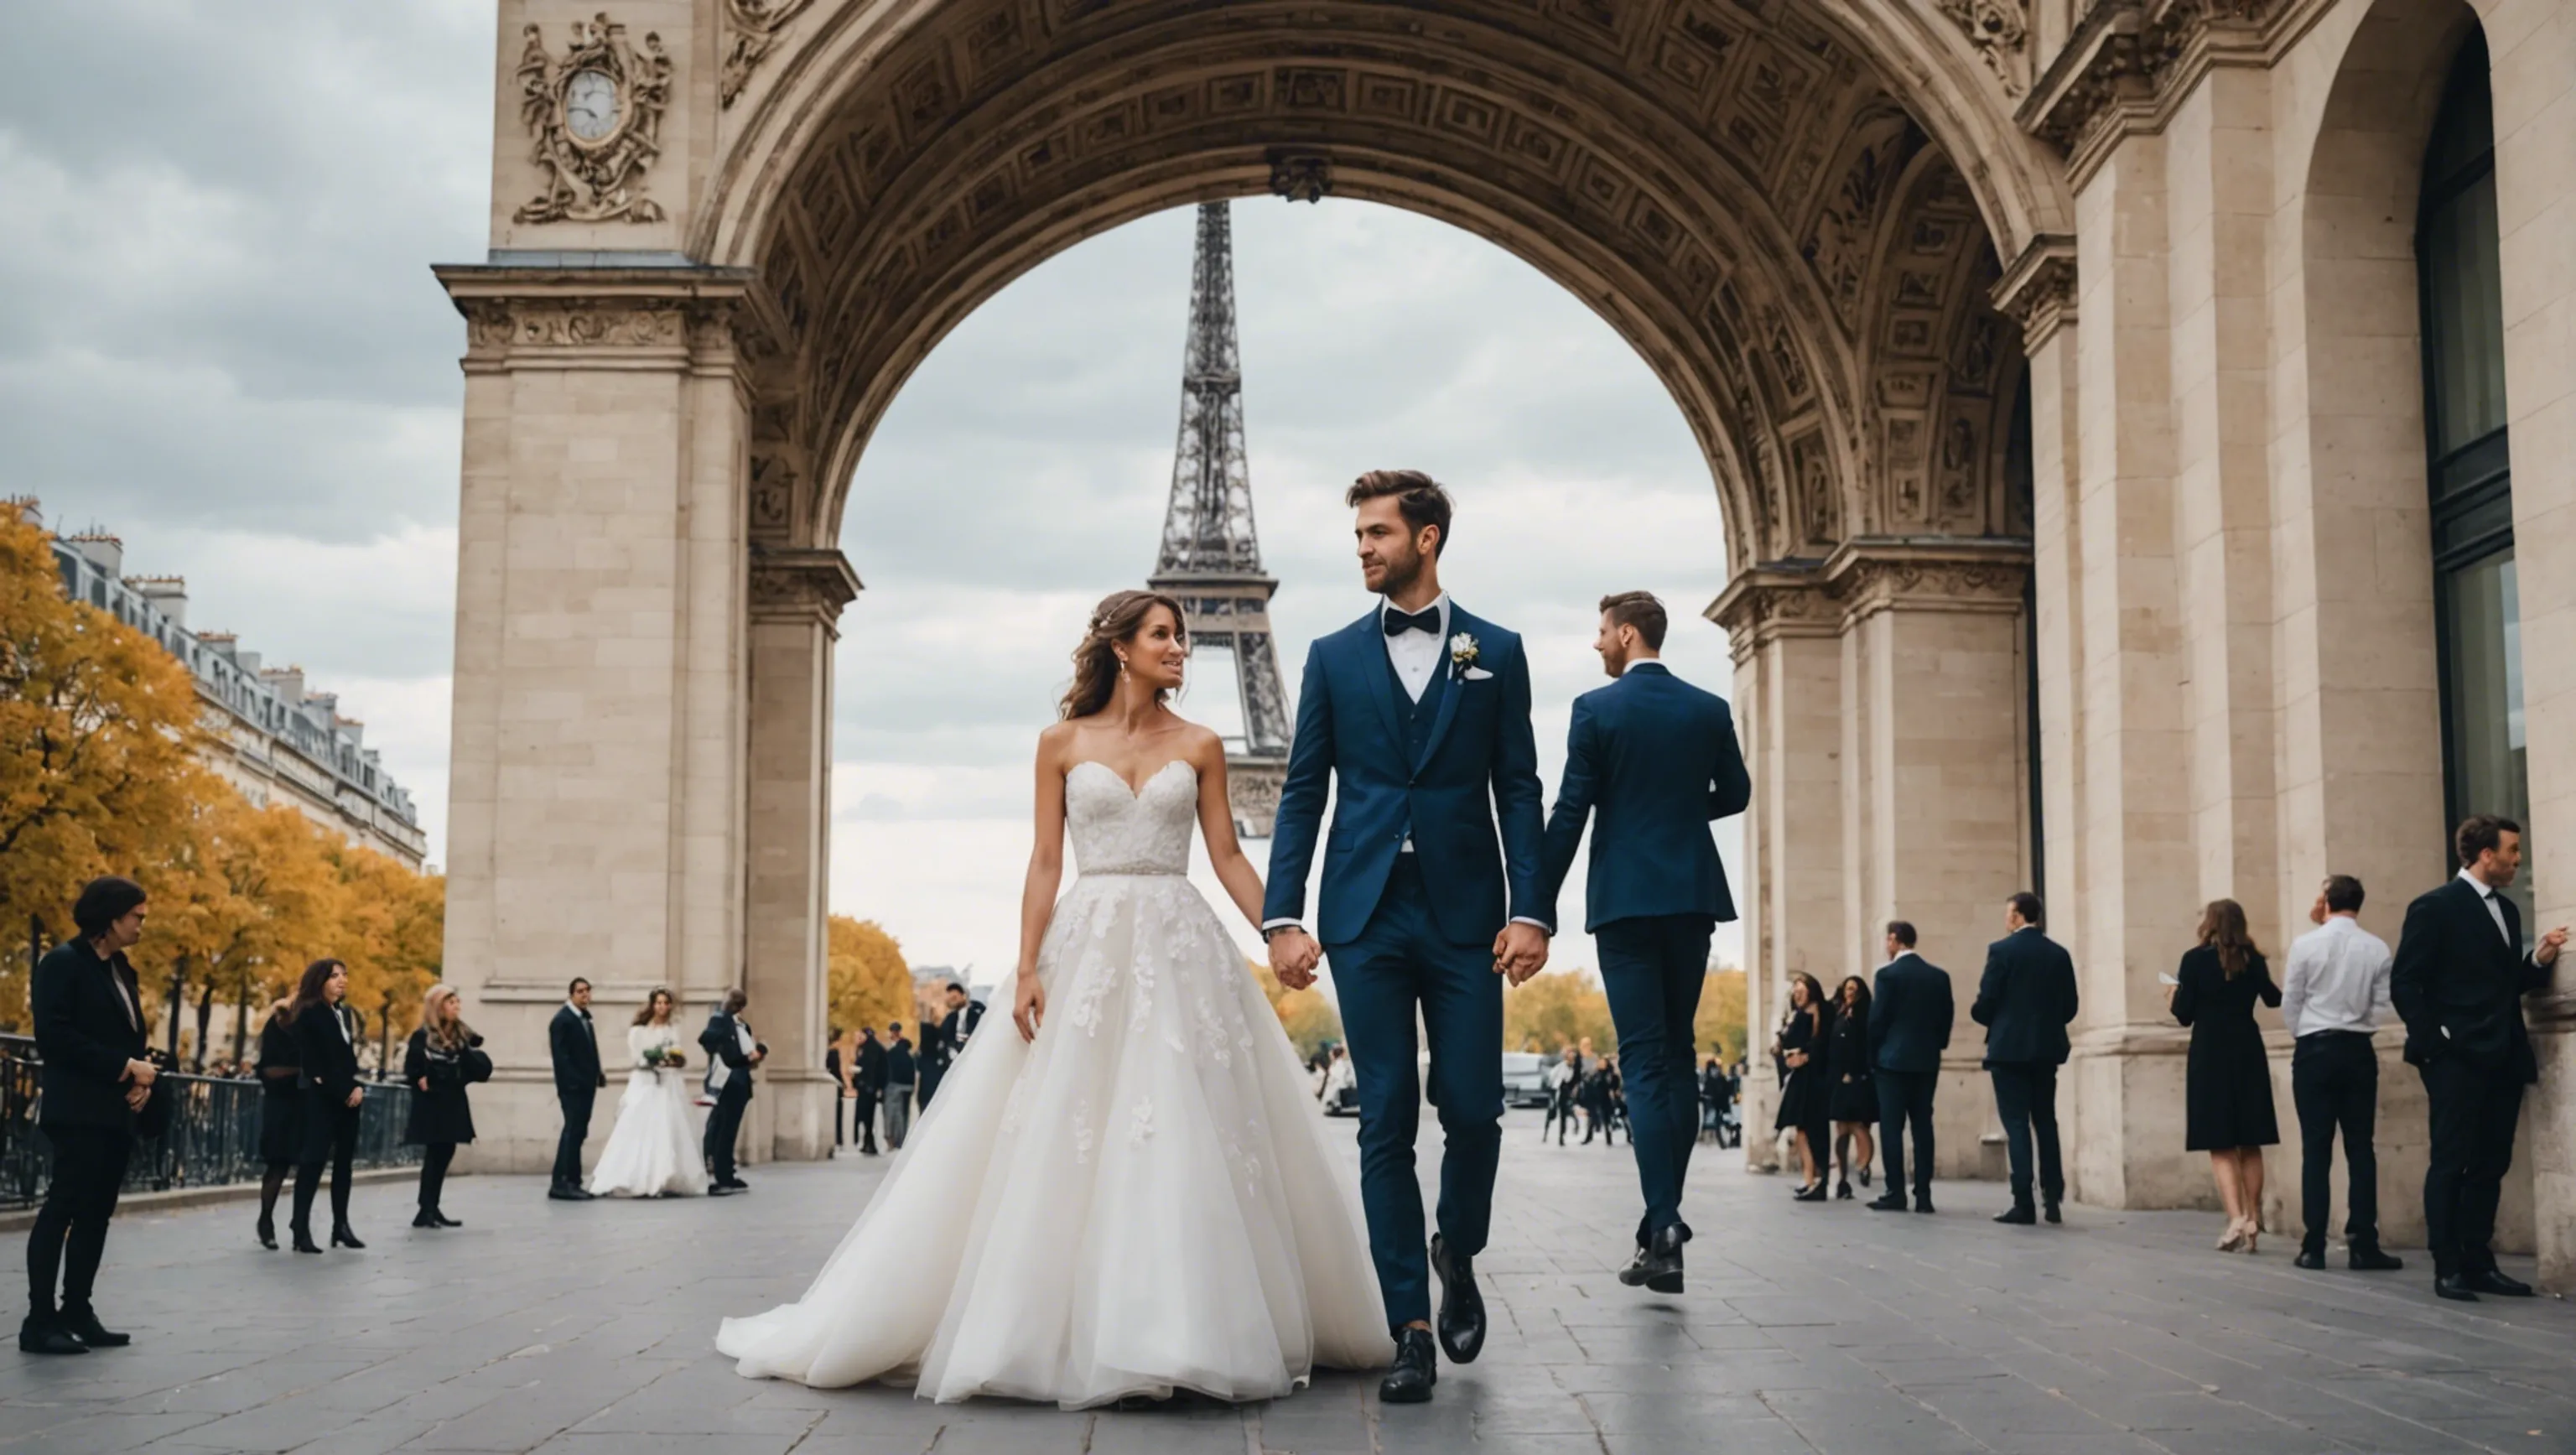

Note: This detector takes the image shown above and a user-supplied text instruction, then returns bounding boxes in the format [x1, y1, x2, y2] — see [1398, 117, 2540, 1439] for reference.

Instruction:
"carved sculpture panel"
[721, 0, 818, 108]
[512, 14, 673, 225]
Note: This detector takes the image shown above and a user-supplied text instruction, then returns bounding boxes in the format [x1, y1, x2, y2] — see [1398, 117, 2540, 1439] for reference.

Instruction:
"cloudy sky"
[3, 1, 1743, 994]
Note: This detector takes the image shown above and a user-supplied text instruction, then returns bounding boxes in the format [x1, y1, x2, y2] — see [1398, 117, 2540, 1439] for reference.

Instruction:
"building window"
[2418, 29, 2529, 934]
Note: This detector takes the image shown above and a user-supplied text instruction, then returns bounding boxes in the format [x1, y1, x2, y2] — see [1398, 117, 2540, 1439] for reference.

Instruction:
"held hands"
[1014, 969, 1047, 1042]
[1492, 922, 1550, 985]
[1268, 928, 1322, 991]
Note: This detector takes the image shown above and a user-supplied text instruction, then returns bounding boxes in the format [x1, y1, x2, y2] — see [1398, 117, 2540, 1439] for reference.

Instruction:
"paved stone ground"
[7, 1109, 2573, 1454]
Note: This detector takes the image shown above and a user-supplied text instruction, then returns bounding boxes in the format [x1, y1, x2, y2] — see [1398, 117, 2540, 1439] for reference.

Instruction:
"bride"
[717, 590, 1391, 1406]
[587, 988, 709, 1198]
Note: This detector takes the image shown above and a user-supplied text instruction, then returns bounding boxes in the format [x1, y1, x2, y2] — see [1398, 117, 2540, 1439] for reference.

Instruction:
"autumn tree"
[828, 916, 914, 1039]
[0, 506, 212, 1026]
[1248, 959, 1345, 1057]
[1694, 968, 1748, 1064]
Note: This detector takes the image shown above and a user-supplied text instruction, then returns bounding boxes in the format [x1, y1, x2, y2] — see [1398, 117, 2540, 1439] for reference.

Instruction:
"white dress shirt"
[2280, 915, 2393, 1038]
[2456, 867, 2514, 946]
[1382, 593, 1451, 704]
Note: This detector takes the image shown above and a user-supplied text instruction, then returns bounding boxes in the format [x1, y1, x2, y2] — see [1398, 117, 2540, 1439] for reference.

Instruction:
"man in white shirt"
[2280, 875, 2401, 1271]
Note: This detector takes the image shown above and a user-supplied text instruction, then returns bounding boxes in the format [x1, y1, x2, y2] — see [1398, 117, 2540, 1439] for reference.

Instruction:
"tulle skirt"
[715, 872, 1392, 1406]
[587, 1068, 709, 1198]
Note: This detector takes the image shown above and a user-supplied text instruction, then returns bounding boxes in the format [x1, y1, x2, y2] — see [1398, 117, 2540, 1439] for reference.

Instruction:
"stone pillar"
[1712, 574, 1842, 1173]
[740, 548, 860, 1166]
[434, 264, 756, 1172]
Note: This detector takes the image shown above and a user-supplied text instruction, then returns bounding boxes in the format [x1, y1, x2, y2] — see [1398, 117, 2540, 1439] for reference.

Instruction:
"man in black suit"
[1971, 891, 2080, 1226]
[852, 1026, 886, 1155]
[1534, 591, 1752, 1294]
[23, 877, 156, 1355]
[548, 978, 605, 1200]
[700, 989, 764, 1193]
[1867, 921, 1954, 1214]
[2392, 815, 2567, 1301]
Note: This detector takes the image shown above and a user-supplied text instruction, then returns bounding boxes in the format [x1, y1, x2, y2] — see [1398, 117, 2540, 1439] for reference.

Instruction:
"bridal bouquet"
[641, 1046, 686, 1070]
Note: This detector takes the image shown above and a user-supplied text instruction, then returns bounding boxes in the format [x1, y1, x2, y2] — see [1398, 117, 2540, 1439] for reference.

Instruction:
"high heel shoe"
[2217, 1220, 2249, 1253]
[291, 1225, 324, 1255]
[330, 1225, 366, 1250]
[1794, 1182, 1830, 1203]
[1836, 1178, 1854, 1201]
[255, 1215, 278, 1251]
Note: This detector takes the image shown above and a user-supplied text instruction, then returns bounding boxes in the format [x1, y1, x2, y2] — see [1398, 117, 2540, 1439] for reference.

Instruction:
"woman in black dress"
[252, 999, 301, 1250]
[1827, 976, 1877, 1199]
[402, 984, 489, 1230]
[1773, 973, 1830, 1201]
[286, 959, 365, 1254]
[2170, 898, 2282, 1253]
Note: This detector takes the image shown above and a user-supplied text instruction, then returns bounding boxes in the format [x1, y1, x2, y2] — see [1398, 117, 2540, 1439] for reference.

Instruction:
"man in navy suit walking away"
[1265, 470, 1550, 1404]
[1971, 893, 2080, 1225]
[1534, 591, 1749, 1293]
[1867, 922, 1953, 1214]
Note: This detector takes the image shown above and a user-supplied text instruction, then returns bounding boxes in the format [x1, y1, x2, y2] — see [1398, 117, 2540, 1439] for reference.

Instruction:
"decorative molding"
[1267, 148, 1332, 204]
[749, 547, 863, 630]
[1709, 564, 1838, 659]
[512, 14, 673, 226]
[1990, 233, 2078, 351]
[1824, 538, 2032, 624]
[1939, 0, 2031, 97]
[434, 264, 759, 371]
[720, 0, 816, 109]
[2017, 0, 2329, 188]
[461, 299, 686, 351]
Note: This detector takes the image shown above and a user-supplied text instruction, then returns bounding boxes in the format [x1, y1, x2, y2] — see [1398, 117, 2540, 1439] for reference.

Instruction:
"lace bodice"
[629, 1021, 683, 1069]
[1066, 760, 1197, 877]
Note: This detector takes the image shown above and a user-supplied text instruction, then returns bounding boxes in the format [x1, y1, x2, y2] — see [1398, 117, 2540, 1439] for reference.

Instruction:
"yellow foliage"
[1247, 959, 1344, 1057]
[1505, 964, 1749, 1064]
[828, 916, 914, 1038]
[1696, 969, 1748, 1064]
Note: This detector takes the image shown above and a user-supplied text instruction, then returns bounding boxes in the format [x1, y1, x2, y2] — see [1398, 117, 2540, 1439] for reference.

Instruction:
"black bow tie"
[1384, 605, 1441, 637]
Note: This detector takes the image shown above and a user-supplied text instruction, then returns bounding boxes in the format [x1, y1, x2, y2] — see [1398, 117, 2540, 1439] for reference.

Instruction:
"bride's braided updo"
[1059, 589, 1187, 720]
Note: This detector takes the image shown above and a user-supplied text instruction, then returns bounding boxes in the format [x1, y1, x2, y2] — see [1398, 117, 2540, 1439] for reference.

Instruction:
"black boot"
[291, 1223, 324, 1254]
[1995, 1200, 2038, 1225]
[1836, 1178, 1853, 1201]
[413, 1209, 440, 1229]
[58, 1305, 129, 1348]
[331, 1224, 366, 1250]
[1618, 1225, 1686, 1295]
[433, 1210, 463, 1229]
[18, 1314, 86, 1355]
[256, 1213, 278, 1250]
[1379, 1327, 1436, 1404]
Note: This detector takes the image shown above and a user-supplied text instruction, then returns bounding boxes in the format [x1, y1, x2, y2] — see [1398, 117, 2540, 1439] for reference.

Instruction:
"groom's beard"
[1374, 549, 1425, 600]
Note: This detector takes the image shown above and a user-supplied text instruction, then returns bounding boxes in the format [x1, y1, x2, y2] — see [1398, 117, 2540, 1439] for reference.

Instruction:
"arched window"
[2418, 28, 2527, 929]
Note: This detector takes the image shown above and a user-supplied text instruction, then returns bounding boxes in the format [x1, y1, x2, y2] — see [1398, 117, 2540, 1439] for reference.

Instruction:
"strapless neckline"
[1068, 758, 1197, 798]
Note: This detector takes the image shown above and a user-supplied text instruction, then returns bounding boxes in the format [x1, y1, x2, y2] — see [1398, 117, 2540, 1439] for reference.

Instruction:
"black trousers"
[1596, 914, 1713, 1244]
[293, 1095, 360, 1231]
[704, 1078, 752, 1182]
[853, 1090, 880, 1152]
[1987, 1062, 2064, 1204]
[27, 1126, 131, 1317]
[1875, 1068, 1938, 1201]
[418, 1142, 457, 1211]
[552, 1089, 593, 1190]
[918, 1065, 946, 1109]
[2421, 1055, 2524, 1277]
[2291, 1031, 2380, 1254]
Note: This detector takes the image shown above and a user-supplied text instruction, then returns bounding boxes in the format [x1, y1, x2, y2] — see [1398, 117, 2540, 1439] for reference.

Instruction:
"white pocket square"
[1462, 666, 1494, 681]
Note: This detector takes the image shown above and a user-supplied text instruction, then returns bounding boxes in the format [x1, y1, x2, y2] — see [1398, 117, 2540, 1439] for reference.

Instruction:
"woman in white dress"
[718, 590, 1391, 1406]
[587, 988, 709, 1198]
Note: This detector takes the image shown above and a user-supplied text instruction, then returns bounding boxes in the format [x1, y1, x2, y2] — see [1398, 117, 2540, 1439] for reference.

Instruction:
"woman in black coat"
[1827, 976, 1877, 1199]
[252, 1000, 301, 1250]
[402, 984, 489, 1229]
[22, 876, 157, 1355]
[2170, 898, 2282, 1254]
[286, 959, 365, 1254]
[1773, 973, 1831, 1201]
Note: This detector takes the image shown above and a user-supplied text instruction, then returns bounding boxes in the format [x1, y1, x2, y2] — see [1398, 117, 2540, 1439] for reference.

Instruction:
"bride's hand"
[1014, 970, 1045, 1042]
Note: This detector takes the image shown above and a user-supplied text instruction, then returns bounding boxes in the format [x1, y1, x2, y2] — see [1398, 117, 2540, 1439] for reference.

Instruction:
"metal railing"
[1, 1035, 420, 1210]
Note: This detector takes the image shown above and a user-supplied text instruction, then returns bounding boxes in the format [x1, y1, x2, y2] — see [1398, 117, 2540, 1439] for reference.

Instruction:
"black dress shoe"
[2349, 1246, 2404, 1271]
[1617, 1225, 1685, 1295]
[547, 1185, 589, 1201]
[331, 1225, 365, 1250]
[2043, 1201, 2062, 1224]
[1792, 1183, 1829, 1203]
[412, 1210, 441, 1229]
[1430, 1234, 1485, 1364]
[1379, 1327, 1436, 1404]
[721, 1177, 750, 1191]
[18, 1316, 86, 1355]
[2465, 1268, 2534, 1297]
[433, 1211, 463, 1229]
[2293, 1249, 2326, 1270]
[1913, 1200, 1937, 1214]
[1867, 1193, 1909, 1213]
[58, 1306, 128, 1348]
[2434, 1273, 2481, 1302]
[1995, 1202, 2038, 1225]
[707, 1182, 737, 1197]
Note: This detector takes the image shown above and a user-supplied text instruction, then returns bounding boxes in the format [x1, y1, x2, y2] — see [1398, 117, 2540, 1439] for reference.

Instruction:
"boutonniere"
[1449, 631, 1491, 680]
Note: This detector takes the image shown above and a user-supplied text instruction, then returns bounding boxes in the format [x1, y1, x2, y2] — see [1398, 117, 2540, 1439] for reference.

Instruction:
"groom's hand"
[1268, 928, 1322, 990]
[1493, 922, 1550, 985]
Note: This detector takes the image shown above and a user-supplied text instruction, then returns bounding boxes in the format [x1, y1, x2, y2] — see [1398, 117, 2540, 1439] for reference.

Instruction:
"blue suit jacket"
[1868, 952, 1955, 1074]
[1263, 603, 1546, 946]
[1534, 662, 1751, 933]
[1969, 929, 2080, 1067]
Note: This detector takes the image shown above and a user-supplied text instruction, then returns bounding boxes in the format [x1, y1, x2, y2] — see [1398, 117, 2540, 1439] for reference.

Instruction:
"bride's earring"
[1118, 657, 1128, 678]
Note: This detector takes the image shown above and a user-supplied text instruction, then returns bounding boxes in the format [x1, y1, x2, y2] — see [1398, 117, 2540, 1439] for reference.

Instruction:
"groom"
[1265, 470, 1550, 1404]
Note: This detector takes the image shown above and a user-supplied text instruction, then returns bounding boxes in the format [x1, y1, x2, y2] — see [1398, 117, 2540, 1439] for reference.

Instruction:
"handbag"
[460, 1045, 495, 1084]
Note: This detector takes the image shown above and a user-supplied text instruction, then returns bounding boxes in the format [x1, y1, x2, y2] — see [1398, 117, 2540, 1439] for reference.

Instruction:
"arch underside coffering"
[704, 0, 2058, 571]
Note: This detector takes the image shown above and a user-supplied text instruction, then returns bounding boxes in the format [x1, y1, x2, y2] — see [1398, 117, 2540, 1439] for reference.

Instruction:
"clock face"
[564, 70, 621, 143]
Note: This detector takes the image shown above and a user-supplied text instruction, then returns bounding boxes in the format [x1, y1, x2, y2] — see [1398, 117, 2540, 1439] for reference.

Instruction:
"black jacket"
[1870, 953, 1955, 1075]
[700, 1011, 760, 1097]
[855, 1036, 888, 1091]
[549, 1004, 605, 1098]
[31, 938, 148, 1133]
[1971, 929, 2080, 1068]
[402, 1028, 490, 1145]
[292, 1000, 364, 1104]
[2393, 876, 2552, 1082]
[885, 1037, 917, 1085]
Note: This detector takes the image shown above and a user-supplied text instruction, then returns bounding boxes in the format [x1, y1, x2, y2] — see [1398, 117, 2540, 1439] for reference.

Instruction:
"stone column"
[434, 264, 756, 1172]
[1712, 573, 1842, 1173]
[740, 548, 860, 1166]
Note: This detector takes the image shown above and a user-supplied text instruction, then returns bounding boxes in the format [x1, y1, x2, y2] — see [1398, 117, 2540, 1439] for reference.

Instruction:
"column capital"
[2017, 0, 2312, 189]
[1991, 234, 2078, 354]
[434, 262, 762, 373]
[1822, 537, 2033, 625]
[1708, 562, 1837, 661]
[749, 546, 861, 631]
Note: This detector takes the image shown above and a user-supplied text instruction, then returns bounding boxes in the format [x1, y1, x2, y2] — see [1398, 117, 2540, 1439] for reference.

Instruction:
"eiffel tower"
[1149, 201, 1291, 839]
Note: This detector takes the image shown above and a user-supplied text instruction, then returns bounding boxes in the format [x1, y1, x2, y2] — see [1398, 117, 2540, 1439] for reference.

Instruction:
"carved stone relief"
[722, 0, 818, 109]
[512, 14, 673, 225]
[1939, 0, 2031, 96]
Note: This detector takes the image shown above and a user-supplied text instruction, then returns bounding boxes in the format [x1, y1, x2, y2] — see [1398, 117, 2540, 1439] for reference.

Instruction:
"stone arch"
[700, 0, 2068, 571]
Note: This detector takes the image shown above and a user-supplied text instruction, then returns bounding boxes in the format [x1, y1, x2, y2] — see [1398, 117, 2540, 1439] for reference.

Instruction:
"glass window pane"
[2423, 171, 2510, 455]
[2444, 548, 2532, 937]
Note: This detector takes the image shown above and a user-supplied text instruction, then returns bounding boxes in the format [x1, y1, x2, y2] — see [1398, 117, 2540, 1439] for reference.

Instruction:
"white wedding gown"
[588, 1021, 710, 1198]
[716, 760, 1393, 1406]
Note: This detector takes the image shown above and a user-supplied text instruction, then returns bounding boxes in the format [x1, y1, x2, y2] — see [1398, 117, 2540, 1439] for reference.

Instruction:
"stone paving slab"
[6, 1108, 2572, 1453]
